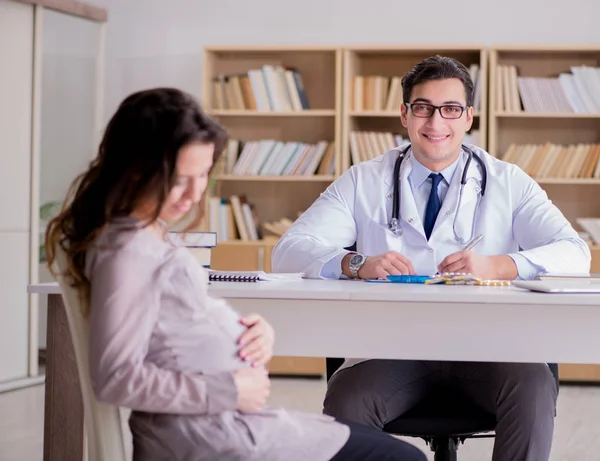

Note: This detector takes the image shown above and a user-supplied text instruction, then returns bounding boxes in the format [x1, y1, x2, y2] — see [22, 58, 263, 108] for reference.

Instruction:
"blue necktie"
[424, 173, 443, 240]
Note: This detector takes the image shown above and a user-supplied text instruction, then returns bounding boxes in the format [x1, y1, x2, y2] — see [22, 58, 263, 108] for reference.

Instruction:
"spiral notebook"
[208, 270, 305, 282]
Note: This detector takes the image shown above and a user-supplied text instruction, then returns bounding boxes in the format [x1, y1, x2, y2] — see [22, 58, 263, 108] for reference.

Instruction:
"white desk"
[207, 279, 600, 364]
[28, 279, 600, 461]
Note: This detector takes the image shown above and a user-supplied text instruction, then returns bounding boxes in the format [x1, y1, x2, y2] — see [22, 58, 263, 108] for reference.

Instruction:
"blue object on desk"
[386, 275, 432, 284]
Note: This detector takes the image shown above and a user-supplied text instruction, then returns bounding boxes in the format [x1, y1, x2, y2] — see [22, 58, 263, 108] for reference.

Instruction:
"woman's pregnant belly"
[150, 301, 251, 374]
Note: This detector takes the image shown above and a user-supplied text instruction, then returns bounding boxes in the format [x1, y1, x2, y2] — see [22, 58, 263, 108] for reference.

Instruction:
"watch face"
[350, 254, 365, 266]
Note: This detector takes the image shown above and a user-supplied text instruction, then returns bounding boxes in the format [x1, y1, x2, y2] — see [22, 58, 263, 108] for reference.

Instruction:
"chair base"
[430, 436, 460, 461]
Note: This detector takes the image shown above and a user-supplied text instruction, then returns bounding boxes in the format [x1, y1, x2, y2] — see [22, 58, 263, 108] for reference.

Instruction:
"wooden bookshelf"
[342, 45, 488, 172]
[202, 46, 342, 230]
[202, 46, 342, 376]
[489, 46, 600, 383]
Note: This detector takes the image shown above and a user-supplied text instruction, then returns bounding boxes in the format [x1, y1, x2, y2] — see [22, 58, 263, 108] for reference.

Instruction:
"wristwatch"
[348, 253, 367, 279]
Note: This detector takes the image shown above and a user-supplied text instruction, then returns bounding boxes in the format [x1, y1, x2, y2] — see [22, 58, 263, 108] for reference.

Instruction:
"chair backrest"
[52, 244, 130, 461]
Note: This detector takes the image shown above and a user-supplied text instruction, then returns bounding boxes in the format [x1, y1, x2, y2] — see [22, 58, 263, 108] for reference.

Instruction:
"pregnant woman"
[45, 87, 425, 461]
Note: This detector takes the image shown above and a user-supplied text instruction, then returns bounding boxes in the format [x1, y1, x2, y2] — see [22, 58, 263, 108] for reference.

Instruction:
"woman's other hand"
[237, 314, 275, 367]
[233, 368, 271, 412]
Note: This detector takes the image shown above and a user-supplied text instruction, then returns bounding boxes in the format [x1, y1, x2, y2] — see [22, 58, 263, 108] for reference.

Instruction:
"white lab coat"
[272, 145, 591, 279]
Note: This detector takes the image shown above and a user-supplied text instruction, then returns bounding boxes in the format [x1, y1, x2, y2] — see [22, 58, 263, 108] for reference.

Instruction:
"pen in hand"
[463, 234, 483, 252]
[433, 235, 484, 276]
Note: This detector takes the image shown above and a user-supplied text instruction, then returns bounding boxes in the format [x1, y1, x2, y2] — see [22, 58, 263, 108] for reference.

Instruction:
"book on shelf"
[168, 231, 217, 268]
[213, 138, 335, 177]
[349, 130, 480, 166]
[168, 231, 217, 247]
[211, 65, 309, 112]
[469, 63, 482, 112]
[502, 142, 600, 179]
[206, 194, 262, 242]
[577, 218, 600, 246]
[262, 217, 295, 237]
[497, 64, 600, 113]
[352, 75, 402, 112]
[352, 64, 481, 112]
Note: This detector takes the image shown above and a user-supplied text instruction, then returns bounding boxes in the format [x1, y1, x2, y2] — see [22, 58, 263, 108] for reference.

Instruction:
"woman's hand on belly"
[233, 367, 271, 412]
[237, 314, 275, 367]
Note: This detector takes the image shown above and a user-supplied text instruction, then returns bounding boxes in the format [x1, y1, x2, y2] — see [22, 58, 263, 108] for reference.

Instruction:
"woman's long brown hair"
[45, 88, 228, 312]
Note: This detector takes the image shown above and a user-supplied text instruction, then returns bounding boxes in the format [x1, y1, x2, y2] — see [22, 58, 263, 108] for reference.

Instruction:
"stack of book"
[213, 138, 335, 177]
[502, 142, 600, 179]
[168, 231, 217, 268]
[211, 66, 309, 112]
[496, 65, 600, 113]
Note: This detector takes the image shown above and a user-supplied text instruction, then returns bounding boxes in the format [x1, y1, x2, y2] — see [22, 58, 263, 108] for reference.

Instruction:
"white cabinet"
[0, 0, 106, 387]
[0, 0, 34, 384]
[0, 233, 30, 382]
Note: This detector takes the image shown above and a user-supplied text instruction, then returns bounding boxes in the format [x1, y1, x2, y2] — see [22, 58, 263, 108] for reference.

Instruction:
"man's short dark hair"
[402, 55, 474, 107]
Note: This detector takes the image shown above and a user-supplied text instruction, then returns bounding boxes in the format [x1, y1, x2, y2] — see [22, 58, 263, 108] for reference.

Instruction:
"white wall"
[92, 0, 600, 121]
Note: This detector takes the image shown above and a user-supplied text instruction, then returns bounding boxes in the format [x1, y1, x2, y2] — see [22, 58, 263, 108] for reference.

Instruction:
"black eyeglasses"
[405, 102, 468, 119]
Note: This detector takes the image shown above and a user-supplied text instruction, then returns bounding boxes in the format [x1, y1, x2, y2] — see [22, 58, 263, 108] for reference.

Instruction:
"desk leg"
[43, 294, 84, 461]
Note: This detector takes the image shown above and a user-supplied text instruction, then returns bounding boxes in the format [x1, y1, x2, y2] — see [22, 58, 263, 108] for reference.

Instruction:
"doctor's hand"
[238, 314, 275, 367]
[358, 251, 416, 280]
[437, 252, 518, 280]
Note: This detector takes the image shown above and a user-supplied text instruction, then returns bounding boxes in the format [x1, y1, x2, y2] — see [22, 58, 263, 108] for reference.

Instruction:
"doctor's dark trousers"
[323, 360, 558, 461]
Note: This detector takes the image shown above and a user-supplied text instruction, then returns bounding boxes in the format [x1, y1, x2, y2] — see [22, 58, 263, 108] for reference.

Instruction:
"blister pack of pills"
[425, 272, 510, 286]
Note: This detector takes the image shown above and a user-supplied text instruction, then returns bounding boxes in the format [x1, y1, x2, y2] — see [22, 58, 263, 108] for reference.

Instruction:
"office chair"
[326, 358, 559, 461]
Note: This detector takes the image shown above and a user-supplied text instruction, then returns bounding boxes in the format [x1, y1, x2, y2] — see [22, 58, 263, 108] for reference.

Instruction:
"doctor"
[272, 55, 591, 461]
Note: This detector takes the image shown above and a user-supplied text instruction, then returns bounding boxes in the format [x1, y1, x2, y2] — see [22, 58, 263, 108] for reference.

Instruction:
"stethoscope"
[388, 144, 488, 241]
